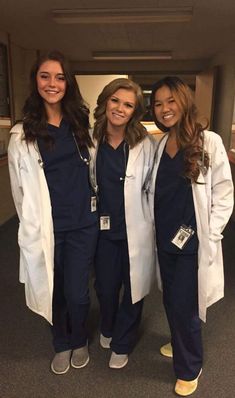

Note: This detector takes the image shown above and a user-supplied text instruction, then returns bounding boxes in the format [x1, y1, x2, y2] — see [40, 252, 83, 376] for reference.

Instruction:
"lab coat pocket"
[18, 216, 41, 249]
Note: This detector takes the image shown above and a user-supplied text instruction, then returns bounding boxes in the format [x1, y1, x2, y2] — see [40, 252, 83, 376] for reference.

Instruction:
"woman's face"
[106, 88, 136, 130]
[153, 85, 182, 130]
[36, 60, 66, 107]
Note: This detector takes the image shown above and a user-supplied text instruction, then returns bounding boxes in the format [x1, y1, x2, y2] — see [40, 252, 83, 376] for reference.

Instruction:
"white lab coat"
[149, 130, 234, 321]
[90, 133, 158, 303]
[8, 123, 54, 324]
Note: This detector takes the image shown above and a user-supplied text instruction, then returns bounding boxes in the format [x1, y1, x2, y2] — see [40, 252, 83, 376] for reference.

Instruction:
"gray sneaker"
[51, 350, 72, 375]
[109, 352, 128, 369]
[71, 345, 89, 368]
[100, 333, 112, 349]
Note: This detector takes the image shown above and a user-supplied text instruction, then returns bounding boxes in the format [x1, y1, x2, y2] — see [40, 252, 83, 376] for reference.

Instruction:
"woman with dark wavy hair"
[90, 78, 157, 369]
[149, 76, 233, 396]
[8, 51, 98, 375]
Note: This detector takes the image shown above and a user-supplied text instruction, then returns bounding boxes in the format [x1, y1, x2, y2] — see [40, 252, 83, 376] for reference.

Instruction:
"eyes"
[154, 98, 175, 108]
[38, 72, 66, 81]
[110, 97, 135, 109]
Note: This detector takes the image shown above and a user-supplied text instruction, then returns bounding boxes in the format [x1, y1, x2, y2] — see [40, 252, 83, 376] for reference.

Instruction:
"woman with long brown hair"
[149, 76, 233, 396]
[8, 51, 98, 375]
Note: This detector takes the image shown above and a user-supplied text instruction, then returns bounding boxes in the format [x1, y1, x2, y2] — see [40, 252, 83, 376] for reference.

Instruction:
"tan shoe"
[51, 350, 72, 375]
[175, 369, 202, 396]
[160, 342, 173, 358]
[109, 352, 128, 369]
[100, 334, 112, 349]
[71, 346, 89, 368]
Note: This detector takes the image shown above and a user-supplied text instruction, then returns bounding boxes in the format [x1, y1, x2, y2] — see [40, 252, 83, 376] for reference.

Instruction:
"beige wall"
[76, 74, 127, 127]
[229, 160, 235, 222]
[0, 162, 16, 225]
[0, 36, 37, 225]
[10, 44, 37, 122]
[195, 69, 215, 128]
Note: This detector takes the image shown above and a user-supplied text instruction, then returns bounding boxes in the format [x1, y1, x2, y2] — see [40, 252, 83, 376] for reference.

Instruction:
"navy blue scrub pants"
[94, 238, 144, 354]
[52, 224, 98, 353]
[158, 250, 203, 381]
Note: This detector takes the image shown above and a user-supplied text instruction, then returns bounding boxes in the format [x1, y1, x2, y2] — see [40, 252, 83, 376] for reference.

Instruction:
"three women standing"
[8, 53, 233, 394]
[8, 51, 98, 374]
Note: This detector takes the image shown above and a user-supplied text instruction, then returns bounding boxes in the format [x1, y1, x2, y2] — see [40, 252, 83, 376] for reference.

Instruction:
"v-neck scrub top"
[38, 119, 97, 231]
[154, 148, 198, 254]
[96, 140, 129, 240]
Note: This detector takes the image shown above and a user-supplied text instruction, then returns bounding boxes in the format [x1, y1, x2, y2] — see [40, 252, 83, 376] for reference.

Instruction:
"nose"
[48, 76, 56, 87]
[162, 102, 170, 112]
[116, 102, 124, 112]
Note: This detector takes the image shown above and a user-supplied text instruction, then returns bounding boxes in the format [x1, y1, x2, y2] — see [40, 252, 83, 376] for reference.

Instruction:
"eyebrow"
[38, 71, 65, 76]
[155, 96, 174, 102]
[111, 95, 135, 105]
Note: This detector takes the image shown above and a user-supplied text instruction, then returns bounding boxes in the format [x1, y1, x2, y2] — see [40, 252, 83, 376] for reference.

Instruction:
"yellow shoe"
[160, 342, 173, 358]
[175, 369, 202, 396]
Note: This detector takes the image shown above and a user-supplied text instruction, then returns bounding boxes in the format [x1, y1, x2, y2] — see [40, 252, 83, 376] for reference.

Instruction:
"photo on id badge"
[100, 215, 110, 230]
[171, 226, 194, 249]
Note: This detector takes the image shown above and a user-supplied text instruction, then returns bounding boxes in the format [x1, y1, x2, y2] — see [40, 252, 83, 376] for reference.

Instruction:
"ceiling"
[1, 0, 235, 86]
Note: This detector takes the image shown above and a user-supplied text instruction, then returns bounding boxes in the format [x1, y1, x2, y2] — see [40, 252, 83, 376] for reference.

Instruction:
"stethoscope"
[36, 132, 91, 168]
[142, 130, 207, 196]
[119, 141, 129, 181]
[72, 132, 91, 166]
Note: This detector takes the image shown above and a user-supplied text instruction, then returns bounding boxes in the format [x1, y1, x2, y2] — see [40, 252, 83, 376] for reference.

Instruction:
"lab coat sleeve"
[209, 133, 234, 241]
[8, 133, 24, 221]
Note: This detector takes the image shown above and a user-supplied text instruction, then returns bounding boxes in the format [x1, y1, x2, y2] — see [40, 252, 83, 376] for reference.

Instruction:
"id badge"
[171, 225, 194, 250]
[91, 196, 97, 212]
[100, 216, 110, 230]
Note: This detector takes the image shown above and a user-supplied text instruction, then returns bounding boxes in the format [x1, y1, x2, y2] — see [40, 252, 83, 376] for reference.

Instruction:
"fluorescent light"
[92, 51, 172, 61]
[52, 7, 193, 24]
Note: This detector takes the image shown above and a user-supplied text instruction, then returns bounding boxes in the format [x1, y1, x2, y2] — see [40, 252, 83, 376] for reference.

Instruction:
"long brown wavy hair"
[150, 76, 209, 182]
[93, 78, 147, 148]
[22, 50, 92, 148]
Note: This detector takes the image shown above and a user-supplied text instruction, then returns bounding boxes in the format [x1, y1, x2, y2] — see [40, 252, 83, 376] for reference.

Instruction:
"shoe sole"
[51, 363, 70, 375]
[109, 357, 129, 369]
[71, 355, 90, 369]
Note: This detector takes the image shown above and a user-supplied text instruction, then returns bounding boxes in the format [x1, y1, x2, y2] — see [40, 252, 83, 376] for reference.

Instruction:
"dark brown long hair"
[22, 50, 92, 147]
[93, 78, 147, 148]
[150, 76, 209, 182]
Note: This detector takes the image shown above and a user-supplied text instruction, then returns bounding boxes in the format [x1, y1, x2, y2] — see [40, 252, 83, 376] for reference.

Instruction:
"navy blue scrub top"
[96, 140, 129, 240]
[154, 147, 198, 254]
[37, 119, 97, 232]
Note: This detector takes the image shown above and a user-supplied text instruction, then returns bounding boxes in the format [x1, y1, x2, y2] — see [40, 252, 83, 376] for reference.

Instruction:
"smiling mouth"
[112, 112, 124, 118]
[163, 114, 174, 120]
[45, 90, 60, 94]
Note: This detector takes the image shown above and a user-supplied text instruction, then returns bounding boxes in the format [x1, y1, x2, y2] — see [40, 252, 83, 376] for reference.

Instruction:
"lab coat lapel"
[126, 140, 144, 174]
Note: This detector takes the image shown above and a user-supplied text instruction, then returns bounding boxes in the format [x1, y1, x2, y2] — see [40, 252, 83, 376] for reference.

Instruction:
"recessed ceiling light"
[52, 7, 193, 24]
[92, 51, 172, 61]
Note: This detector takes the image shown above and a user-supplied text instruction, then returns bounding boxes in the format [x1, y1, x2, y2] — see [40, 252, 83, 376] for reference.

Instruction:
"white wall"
[76, 74, 127, 127]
